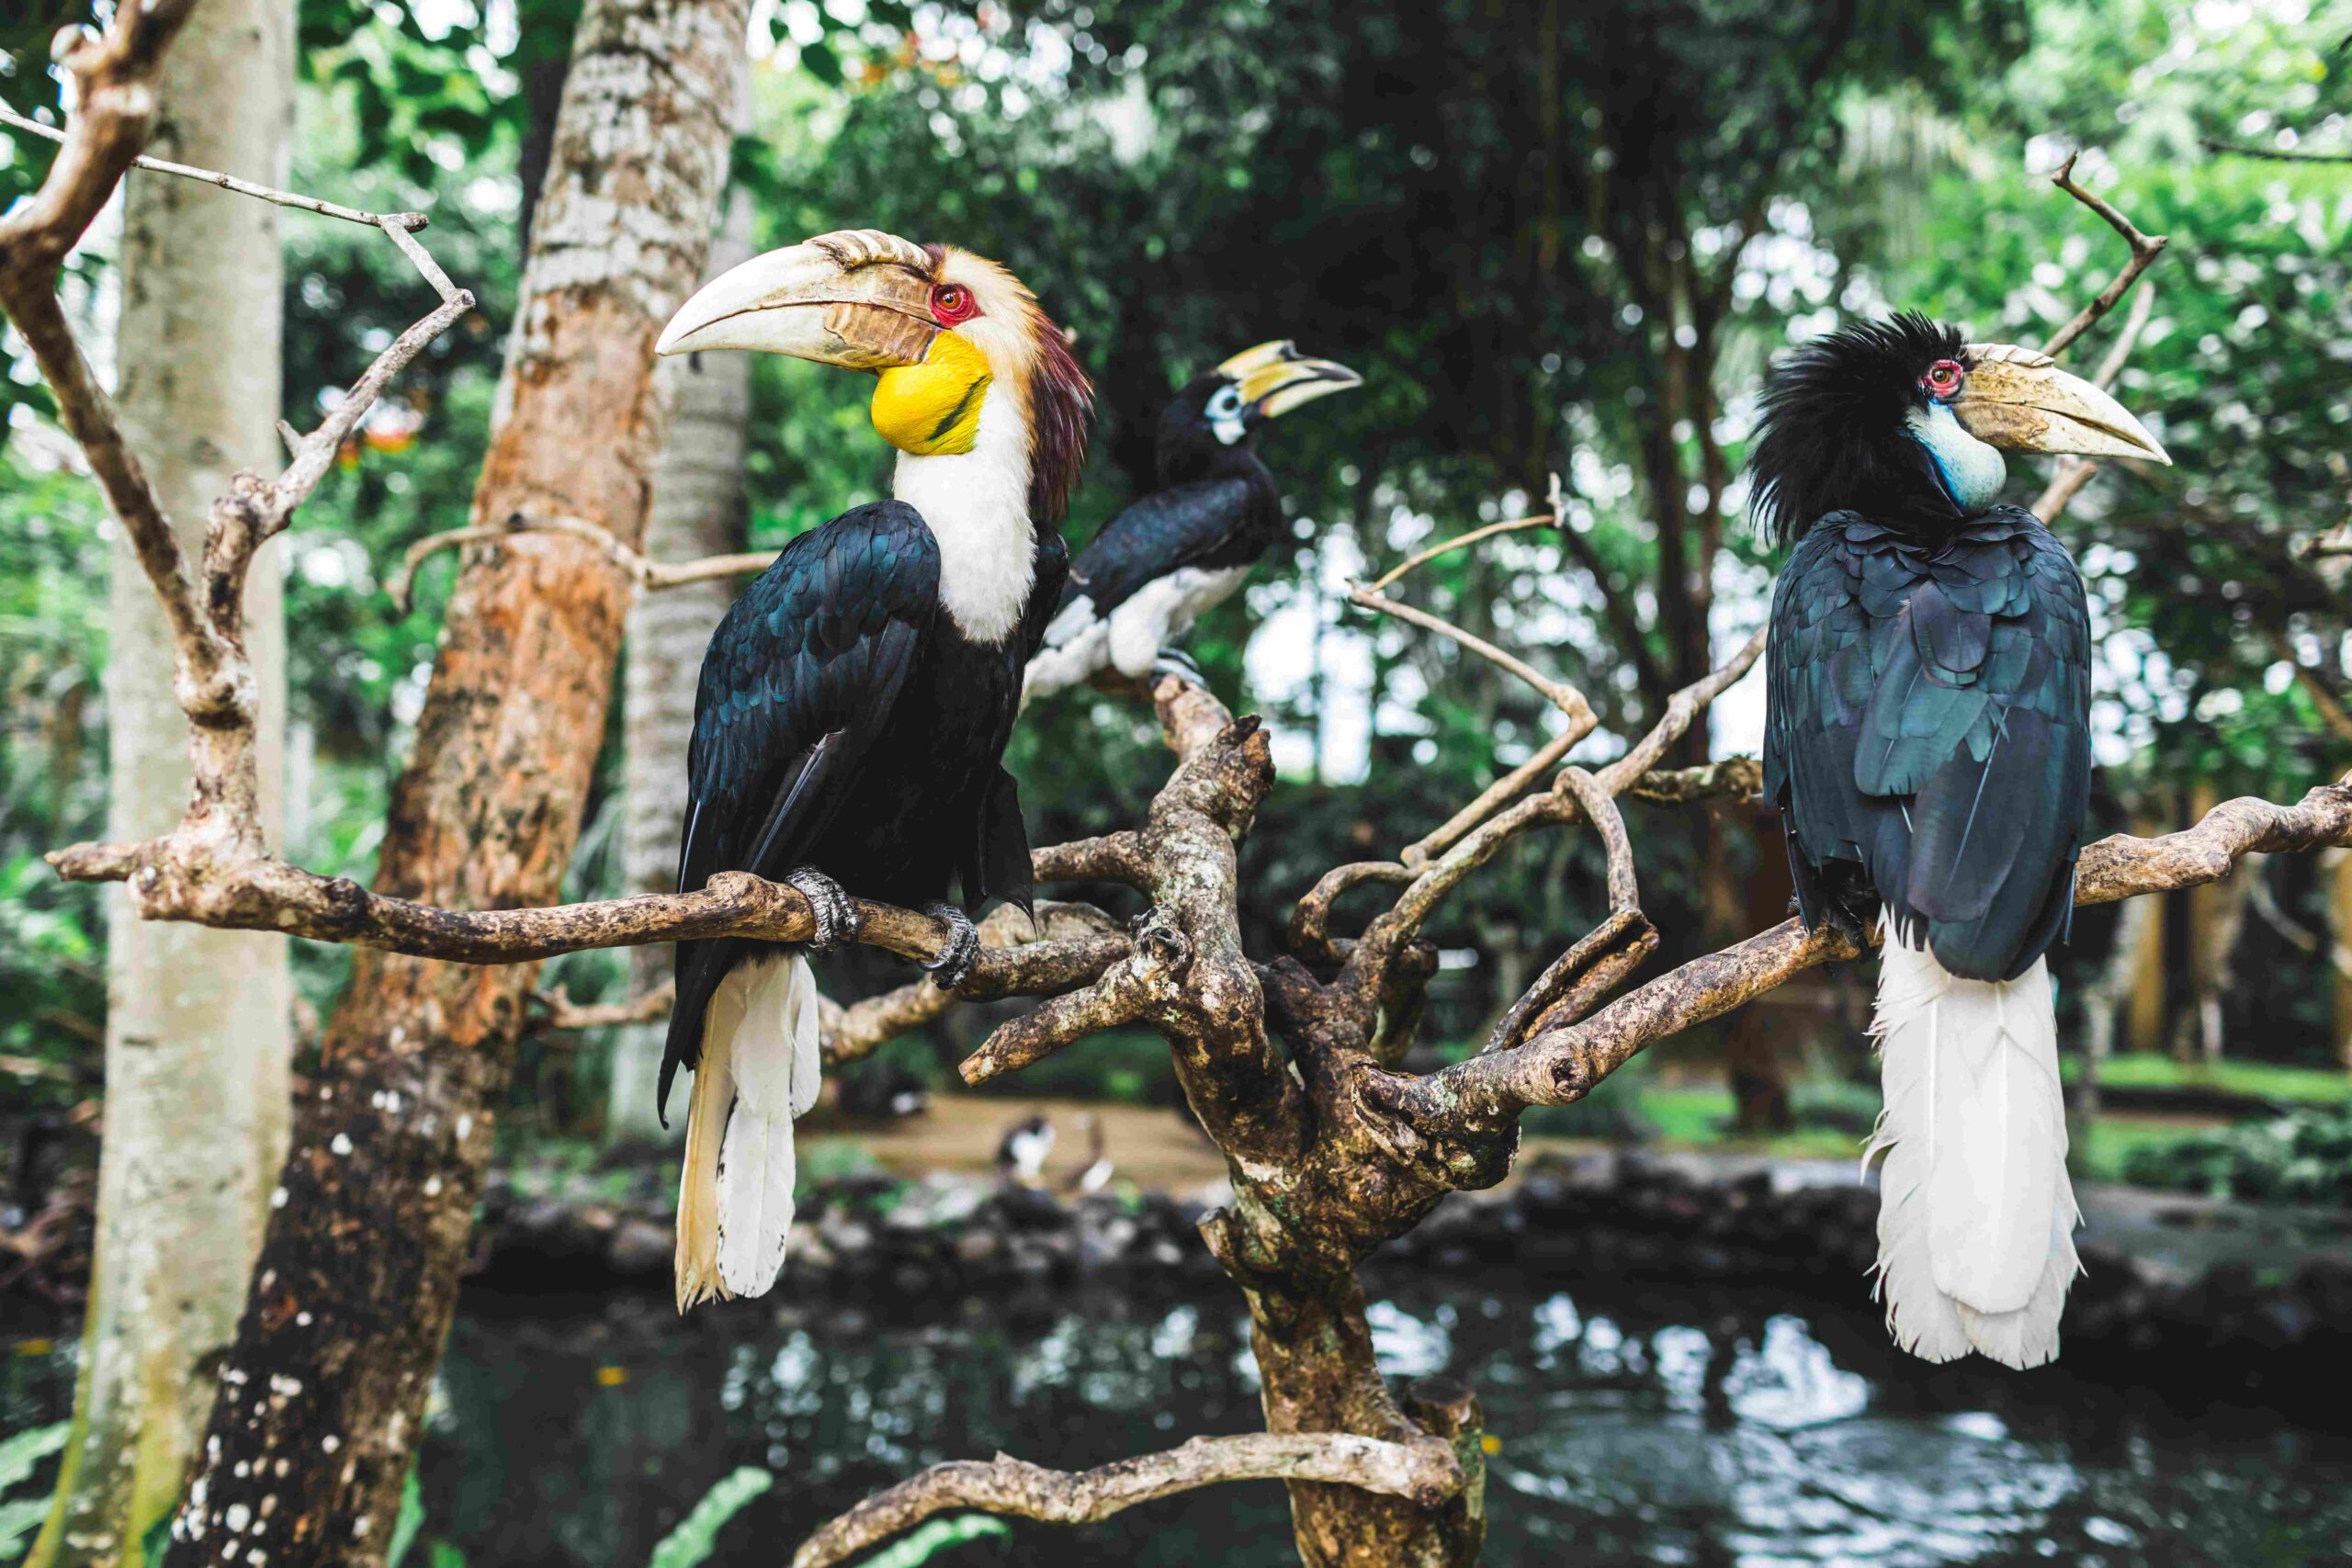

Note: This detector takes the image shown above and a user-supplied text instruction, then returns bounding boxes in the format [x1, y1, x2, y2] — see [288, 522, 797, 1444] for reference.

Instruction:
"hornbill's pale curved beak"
[1217, 340, 1363, 419]
[1953, 343, 2171, 465]
[656, 228, 939, 368]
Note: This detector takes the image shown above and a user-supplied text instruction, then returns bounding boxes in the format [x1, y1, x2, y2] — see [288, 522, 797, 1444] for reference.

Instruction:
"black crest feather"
[1748, 311, 1966, 548]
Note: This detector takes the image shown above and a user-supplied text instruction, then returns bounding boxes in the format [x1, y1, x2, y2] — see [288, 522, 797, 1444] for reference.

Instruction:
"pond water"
[8, 1272, 2351, 1566]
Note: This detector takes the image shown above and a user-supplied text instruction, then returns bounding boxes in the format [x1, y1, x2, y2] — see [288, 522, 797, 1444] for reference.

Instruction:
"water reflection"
[20, 1276, 2346, 1567]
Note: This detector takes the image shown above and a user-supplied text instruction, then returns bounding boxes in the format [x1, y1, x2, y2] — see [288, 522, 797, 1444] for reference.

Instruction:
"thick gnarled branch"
[792, 1432, 1464, 1568]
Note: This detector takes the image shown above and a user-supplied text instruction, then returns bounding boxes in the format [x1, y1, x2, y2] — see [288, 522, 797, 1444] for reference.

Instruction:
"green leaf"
[0, 1424, 66, 1495]
[0, 1496, 52, 1563]
[387, 1467, 425, 1568]
[799, 39, 843, 87]
[429, 1540, 469, 1568]
[859, 1516, 1012, 1567]
[647, 1468, 774, 1568]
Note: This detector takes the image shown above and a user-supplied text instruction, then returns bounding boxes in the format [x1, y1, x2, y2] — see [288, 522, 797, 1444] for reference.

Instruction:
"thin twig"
[0, 104, 430, 233]
[2201, 139, 2352, 164]
[389, 513, 777, 612]
[1348, 586, 1596, 724]
[2033, 283, 2158, 522]
[1363, 504, 1560, 593]
[2040, 152, 2169, 359]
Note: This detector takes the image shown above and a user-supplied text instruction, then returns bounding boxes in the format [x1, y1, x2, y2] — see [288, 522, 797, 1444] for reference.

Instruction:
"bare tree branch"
[1375, 780, 2352, 1136]
[2201, 138, 2352, 164]
[7, 20, 476, 954]
[1362, 496, 1560, 593]
[792, 1433, 1464, 1568]
[2039, 152, 2168, 359]
[0, 103, 427, 231]
[2033, 282, 2158, 523]
[388, 512, 778, 613]
[1349, 585, 1597, 725]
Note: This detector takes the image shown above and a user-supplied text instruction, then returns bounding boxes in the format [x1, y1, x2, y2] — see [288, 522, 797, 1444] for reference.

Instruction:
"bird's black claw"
[922, 902, 981, 992]
[1824, 891, 1876, 948]
[1150, 647, 1207, 687]
[786, 867, 859, 951]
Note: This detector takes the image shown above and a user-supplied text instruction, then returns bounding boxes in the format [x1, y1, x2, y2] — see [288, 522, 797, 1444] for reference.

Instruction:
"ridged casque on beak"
[657, 228, 940, 368]
[1952, 343, 2171, 465]
[1216, 340, 1363, 419]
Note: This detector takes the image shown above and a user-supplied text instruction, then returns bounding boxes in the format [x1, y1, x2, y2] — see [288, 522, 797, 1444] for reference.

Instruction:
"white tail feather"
[1866, 931, 2079, 1369]
[674, 953, 823, 1312]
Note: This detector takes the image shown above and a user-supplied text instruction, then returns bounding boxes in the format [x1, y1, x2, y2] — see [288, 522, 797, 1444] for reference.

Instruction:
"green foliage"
[2120, 1106, 2352, 1209]
[646, 1467, 774, 1568]
[389, 1466, 427, 1568]
[858, 1514, 1013, 1566]
[3, 0, 2347, 1120]
[2064, 1055, 2352, 1107]
[0, 1422, 68, 1562]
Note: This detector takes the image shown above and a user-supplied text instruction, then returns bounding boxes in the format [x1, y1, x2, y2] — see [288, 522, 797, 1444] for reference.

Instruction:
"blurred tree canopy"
[3, 0, 2347, 1122]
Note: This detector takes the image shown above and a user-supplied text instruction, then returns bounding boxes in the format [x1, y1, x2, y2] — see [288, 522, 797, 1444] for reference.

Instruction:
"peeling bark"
[166, 2, 747, 1560]
[31, 6, 293, 1562]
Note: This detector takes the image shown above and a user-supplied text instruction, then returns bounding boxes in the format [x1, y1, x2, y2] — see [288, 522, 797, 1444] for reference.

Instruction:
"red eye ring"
[1923, 358, 1964, 398]
[930, 283, 978, 326]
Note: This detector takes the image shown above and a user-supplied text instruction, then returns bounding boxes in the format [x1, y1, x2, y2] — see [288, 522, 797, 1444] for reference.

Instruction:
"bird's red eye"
[930, 283, 978, 326]
[1923, 358, 1964, 398]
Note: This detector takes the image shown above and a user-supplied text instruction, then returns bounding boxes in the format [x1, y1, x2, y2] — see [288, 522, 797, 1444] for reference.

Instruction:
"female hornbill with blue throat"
[652, 229, 1090, 1311]
[1757, 312, 2168, 1368]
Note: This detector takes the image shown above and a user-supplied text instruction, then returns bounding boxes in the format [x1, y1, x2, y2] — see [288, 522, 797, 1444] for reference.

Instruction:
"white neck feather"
[892, 387, 1035, 643]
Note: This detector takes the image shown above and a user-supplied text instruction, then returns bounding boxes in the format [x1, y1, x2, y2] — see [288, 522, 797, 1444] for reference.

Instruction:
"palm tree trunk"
[32, 4, 294, 1562]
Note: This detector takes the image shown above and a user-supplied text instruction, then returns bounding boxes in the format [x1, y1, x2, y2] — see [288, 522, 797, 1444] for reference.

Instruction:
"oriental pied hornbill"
[1757, 312, 2168, 1368]
[1023, 341, 1358, 702]
[652, 230, 1090, 1311]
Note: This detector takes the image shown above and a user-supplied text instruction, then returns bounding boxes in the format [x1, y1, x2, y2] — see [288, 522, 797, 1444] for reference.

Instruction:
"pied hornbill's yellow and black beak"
[1948, 343, 2171, 464]
[1215, 338, 1363, 423]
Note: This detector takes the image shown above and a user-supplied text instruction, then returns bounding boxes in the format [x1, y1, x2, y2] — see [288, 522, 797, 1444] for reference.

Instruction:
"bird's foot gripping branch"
[9, 18, 2351, 1562]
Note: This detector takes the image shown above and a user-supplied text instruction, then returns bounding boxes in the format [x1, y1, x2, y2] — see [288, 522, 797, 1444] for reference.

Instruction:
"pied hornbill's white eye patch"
[1207, 382, 1247, 445]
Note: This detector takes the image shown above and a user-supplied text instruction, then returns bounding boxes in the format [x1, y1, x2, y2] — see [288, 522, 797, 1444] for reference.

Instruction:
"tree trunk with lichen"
[32, 4, 294, 1561]
[166, 2, 744, 1560]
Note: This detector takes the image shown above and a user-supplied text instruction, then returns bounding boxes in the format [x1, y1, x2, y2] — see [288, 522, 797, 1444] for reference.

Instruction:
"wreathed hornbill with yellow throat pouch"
[652, 229, 1090, 1311]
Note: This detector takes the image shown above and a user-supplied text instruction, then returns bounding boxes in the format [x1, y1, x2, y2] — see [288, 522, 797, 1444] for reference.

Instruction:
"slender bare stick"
[1363, 508, 1559, 593]
[2201, 139, 2352, 164]
[2040, 152, 2168, 359]
[1349, 586, 1596, 723]
[390, 513, 779, 611]
[2033, 283, 2158, 522]
[0, 104, 430, 232]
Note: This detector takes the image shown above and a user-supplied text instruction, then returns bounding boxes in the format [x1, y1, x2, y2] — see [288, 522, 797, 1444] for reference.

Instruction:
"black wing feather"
[1765, 505, 2091, 981]
[660, 501, 939, 1117]
[1059, 475, 1257, 616]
